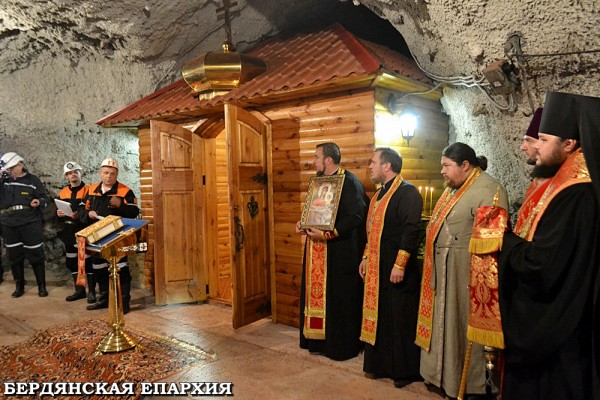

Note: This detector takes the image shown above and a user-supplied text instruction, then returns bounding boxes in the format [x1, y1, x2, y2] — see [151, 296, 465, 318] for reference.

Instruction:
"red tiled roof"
[97, 23, 430, 128]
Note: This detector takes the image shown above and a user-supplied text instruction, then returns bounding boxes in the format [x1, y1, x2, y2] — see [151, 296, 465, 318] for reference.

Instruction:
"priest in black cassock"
[296, 142, 367, 361]
[359, 147, 423, 389]
[499, 91, 600, 400]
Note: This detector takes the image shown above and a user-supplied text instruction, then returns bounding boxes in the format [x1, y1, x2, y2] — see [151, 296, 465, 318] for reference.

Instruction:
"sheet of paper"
[54, 199, 74, 217]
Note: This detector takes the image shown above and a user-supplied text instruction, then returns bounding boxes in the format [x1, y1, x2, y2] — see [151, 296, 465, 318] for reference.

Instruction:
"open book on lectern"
[76, 215, 148, 253]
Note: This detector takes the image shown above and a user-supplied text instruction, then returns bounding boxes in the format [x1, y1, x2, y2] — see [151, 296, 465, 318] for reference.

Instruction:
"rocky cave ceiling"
[2, 0, 597, 111]
[0, 1, 410, 79]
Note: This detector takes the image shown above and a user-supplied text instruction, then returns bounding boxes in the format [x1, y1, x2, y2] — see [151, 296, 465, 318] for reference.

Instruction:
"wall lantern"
[398, 105, 418, 145]
[388, 94, 419, 146]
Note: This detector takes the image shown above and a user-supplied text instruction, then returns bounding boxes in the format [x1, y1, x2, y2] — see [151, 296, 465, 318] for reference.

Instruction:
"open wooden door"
[151, 120, 206, 305]
[225, 104, 272, 328]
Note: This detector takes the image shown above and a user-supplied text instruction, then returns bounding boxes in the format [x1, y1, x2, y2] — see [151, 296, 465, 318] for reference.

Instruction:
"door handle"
[234, 215, 245, 252]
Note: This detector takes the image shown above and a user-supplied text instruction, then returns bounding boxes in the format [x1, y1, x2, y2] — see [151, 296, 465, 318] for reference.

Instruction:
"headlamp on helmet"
[0, 152, 25, 171]
[63, 161, 82, 176]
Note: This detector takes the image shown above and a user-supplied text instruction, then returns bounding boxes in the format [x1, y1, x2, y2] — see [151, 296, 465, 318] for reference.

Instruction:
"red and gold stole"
[76, 236, 87, 287]
[464, 150, 589, 349]
[520, 149, 590, 241]
[513, 178, 551, 238]
[360, 175, 403, 345]
[303, 168, 345, 340]
[415, 167, 482, 351]
[467, 192, 508, 349]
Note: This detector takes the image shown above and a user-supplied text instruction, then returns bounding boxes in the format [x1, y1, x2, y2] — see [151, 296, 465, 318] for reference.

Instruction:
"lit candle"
[429, 188, 434, 215]
[419, 186, 422, 196]
[424, 187, 429, 215]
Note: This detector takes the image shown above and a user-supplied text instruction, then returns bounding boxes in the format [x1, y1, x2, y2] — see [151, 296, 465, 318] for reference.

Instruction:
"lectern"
[76, 216, 148, 353]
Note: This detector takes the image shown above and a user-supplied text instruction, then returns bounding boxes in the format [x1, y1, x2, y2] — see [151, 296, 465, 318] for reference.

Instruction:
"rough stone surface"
[1, 0, 599, 273]
[360, 0, 600, 214]
[0, 0, 336, 274]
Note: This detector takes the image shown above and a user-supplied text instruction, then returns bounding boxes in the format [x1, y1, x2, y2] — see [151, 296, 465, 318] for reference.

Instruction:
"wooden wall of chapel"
[137, 87, 448, 328]
[138, 128, 155, 290]
[262, 90, 376, 327]
[262, 89, 448, 327]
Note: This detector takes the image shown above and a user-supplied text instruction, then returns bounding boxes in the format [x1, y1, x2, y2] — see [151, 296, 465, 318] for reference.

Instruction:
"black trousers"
[0, 235, 3, 277]
[3, 221, 45, 267]
[60, 225, 93, 276]
[90, 256, 131, 305]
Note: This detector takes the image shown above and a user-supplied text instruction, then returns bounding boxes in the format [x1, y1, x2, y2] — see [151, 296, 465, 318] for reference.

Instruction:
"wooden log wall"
[215, 131, 232, 302]
[136, 87, 448, 325]
[262, 90, 376, 327]
[262, 88, 448, 328]
[138, 128, 155, 290]
[374, 88, 449, 215]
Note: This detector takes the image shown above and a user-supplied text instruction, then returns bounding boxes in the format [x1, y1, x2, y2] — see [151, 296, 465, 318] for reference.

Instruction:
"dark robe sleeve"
[499, 184, 599, 361]
[333, 172, 366, 237]
[393, 184, 423, 256]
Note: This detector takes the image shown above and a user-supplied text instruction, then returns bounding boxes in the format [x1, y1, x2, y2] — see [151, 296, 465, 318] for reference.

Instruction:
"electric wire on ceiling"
[407, 45, 516, 111]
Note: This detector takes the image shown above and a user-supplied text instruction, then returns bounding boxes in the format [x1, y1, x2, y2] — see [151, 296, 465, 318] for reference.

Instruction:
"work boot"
[86, 273, 96, 304]
[11, 263, 25, 298]
[121, 278, 131, 315]
[32, 261, 48, 297]
[66, 275, 86, 301]
[86, 292, 108, 310]
[86, 271, 108, 310]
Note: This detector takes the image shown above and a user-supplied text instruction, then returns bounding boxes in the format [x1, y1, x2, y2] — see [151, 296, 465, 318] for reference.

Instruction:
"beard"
[526, 157, 537, 166]
[531, 163, 560, 178]
[443, 178, 462, 190]
[370, 172, 385, 185]
[316, 170, 324, 177]
[533, 146, 565, 178]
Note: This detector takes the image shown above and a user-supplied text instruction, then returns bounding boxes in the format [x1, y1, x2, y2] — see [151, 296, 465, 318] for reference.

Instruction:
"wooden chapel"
[96, 23, 449, 329]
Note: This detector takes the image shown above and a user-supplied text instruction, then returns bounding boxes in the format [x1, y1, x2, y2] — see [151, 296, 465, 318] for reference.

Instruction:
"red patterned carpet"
[0, 319, 215, 399]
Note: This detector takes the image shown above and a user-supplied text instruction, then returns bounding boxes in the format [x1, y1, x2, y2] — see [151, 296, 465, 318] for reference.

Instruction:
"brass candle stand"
[95, 234, 137, 353]
[77, 217, 148, 354]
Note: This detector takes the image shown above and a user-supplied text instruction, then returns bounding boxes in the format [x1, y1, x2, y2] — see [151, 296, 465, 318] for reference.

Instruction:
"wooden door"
[225, 104, 272, 328]
[151, 120, 206, 305]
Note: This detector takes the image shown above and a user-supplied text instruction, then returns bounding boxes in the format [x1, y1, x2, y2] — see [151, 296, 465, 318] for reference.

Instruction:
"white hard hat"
[0, 152, 25, 170]
[63, 161, 82, 176]
[100, 157, 118, 170]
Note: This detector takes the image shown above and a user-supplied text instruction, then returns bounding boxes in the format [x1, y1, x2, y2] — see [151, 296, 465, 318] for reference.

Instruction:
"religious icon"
[300, 174, 345, 231]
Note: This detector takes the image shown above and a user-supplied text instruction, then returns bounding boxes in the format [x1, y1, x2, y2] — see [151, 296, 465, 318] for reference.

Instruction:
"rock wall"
[359, 0, 600, 213]
[0, 0, 335, 276]
[0, 54, 151, 274]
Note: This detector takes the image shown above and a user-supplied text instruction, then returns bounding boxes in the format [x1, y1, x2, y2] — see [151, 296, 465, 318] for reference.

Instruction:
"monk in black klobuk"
[499, 92, 600, 400]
